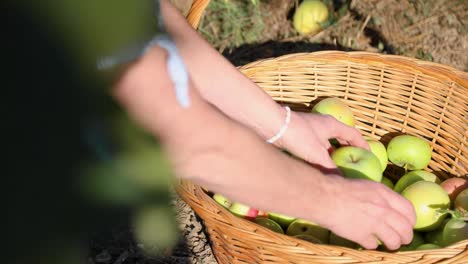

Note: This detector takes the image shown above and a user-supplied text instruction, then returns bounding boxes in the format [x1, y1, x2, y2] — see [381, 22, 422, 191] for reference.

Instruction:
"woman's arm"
[113, 45, 334, 229]
[159, 0, 369, 171]
[160, 0, 287, 141]
[113, 45, 415, 251]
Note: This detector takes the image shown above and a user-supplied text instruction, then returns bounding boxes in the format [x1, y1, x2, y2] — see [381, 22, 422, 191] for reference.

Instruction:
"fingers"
[375, 224, 402, 251]
[318, 115, 370, 150]
[381, 188, 417, 227]
[383, 210, 414, 246]
[359, 236, 379, 250]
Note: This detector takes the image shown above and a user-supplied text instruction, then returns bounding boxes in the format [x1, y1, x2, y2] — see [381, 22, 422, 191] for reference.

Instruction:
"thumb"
[303, 146, 341, 174]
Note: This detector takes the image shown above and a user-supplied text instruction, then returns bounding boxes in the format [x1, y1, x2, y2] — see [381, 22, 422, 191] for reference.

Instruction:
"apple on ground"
[331, 146, 383, 182]
[381, 176, 394, 189]
[293, 0, 329, 35]
[401, 181, 450, 231]
[286, 219, 330, 244]
[393, 170, 440, 193]
[454, 188, 468, 212]
[212, 193, 232, 209]
[267, 212, 296, 229]
[387, 134, 432, 170]
[440, 178, 468, 202]
[366, 139, 388, 172]
[254, 217, 284, 234]
[229, 202, 259, 220]
[311, 97, 355, 127]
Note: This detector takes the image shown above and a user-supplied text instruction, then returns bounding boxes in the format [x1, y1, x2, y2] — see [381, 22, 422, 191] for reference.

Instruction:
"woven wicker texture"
[176, 51, 468, 263]
[186, 0, 211, 28]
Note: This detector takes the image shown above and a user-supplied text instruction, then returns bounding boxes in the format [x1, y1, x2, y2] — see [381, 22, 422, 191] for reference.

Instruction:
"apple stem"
[436, 208, 468, 221]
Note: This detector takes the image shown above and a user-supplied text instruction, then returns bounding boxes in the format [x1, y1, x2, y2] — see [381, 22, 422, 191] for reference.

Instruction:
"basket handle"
[186, 0, 211, 29]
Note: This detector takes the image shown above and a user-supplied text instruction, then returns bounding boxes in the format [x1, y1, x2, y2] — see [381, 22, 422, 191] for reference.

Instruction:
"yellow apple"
[293, 0, 329, 35]
[312, 98, 355, 127]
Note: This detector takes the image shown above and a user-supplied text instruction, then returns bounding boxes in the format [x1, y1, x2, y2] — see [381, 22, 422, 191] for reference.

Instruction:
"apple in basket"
[286, 219, 330, 244]
[331, 146, 383, 182]
[254, 217, 284, 234]
[311, 97, 356, 127]
[387, 134, 432, 170]
[267, 212, 296, 229]
[212, 193, 232, 209]
[397, 232, 425, 251]
[401, 181, 450, 231]
[229, 202, 259, 220]
[393, 170, 440, 193]
[381, 176, 394, 189]
[366, 139, 388, 172]
[416, 243, 441, 250]
[440, 178, 468, 202]
[329, 232, 360, 249]
[454, 188, 468, 212]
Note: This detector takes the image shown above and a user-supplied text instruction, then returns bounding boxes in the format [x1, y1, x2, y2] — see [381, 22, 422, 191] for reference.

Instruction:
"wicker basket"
[176, 51, 468, 263]
[185, 0, 211, 28]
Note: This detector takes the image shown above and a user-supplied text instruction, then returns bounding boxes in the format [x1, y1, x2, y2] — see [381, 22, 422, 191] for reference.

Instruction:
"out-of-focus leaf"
[133, 205, 180, 256]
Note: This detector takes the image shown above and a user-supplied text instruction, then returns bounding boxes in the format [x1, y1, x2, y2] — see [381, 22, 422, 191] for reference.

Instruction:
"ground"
[89, 0, 467, 263]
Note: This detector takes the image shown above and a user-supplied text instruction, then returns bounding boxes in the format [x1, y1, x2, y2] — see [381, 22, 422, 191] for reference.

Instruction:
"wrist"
[262, 104, 292, 148]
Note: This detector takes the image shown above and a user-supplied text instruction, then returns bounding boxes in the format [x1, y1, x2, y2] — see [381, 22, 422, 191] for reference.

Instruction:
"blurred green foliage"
[4, 0, 180, 263]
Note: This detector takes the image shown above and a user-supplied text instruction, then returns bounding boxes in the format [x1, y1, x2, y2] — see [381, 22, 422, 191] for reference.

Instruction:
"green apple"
[329, 232, 359, 249]
[286, 219, 329, 244]
[293, 0, 329, 35]
[416, 243, 441, 250]
[331, 146, 383, 182]
[425, 229, 444, 246]
[212, 194, 232, 209]
[254, 217, 284, 234]
[229, 202, 259, 220]
[441, 217, 468, 247]
[454, 188, 468, 212]
[267, 212, 296, 229]
[387, 135, 432, 170]
[381, 176, 394, 189]
[311, 98, 355, 127]
[367, 139, 388, 172]
[398, 232, 425, 251]
[393, 170, 440, 193]
[424, 218, 448, 246]
[402, 181, 450, 231]
[293, 234, 324, 244]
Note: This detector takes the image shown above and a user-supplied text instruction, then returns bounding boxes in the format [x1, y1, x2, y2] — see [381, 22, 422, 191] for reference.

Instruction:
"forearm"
[113, 46, 338, 226]
[160, 0, 286, 142]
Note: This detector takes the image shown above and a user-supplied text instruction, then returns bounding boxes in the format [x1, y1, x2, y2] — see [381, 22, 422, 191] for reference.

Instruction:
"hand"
[278, 111, 370, 171]
[317, 177, 417, 250]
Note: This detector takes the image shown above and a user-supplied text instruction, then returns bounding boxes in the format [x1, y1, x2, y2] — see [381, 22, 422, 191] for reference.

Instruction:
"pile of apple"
[206, 98, 468, 251]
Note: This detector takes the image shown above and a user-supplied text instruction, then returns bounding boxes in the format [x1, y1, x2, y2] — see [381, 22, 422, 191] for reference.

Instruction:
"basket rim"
[237, 51, 468, 88]
[176, 179, 468, 263]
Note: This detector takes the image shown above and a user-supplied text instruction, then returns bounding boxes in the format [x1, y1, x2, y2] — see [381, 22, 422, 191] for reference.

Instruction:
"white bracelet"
[266, 106, 291, 144]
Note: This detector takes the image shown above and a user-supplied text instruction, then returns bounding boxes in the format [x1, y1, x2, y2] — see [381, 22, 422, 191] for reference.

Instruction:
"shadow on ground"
[223, 40, 357, 66]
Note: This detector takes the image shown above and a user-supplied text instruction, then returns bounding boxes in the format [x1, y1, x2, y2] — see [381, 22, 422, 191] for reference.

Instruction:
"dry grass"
[198, 0, 467, 71]
[352, 0, 468, 70]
